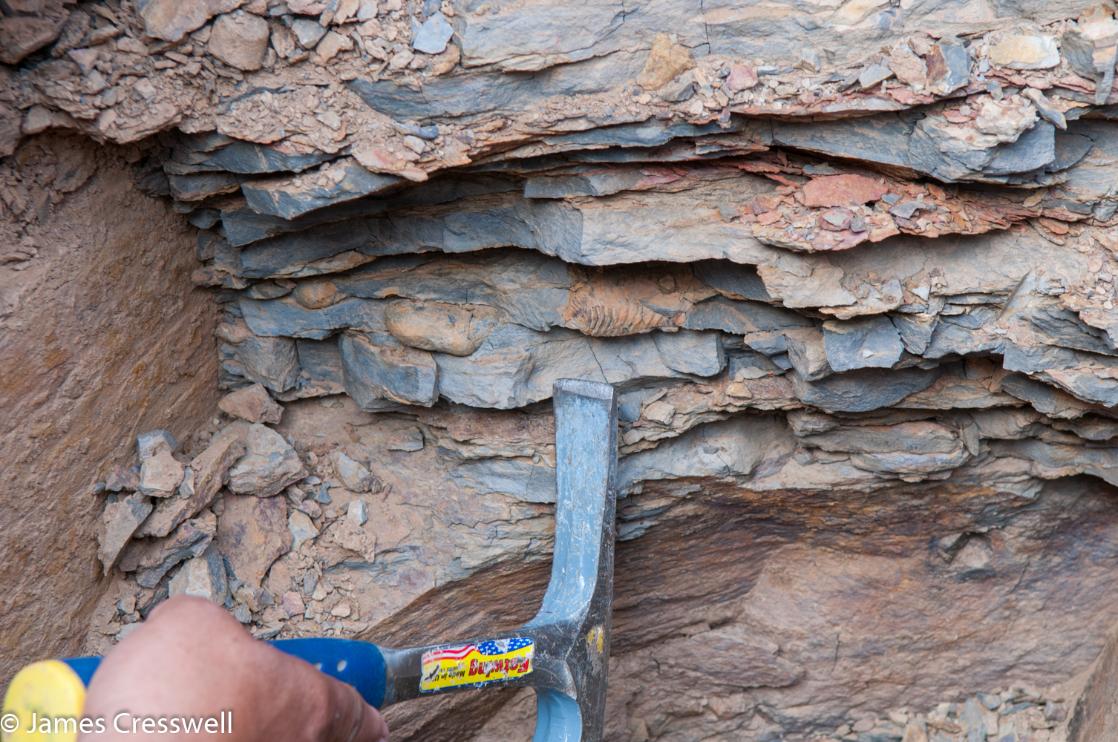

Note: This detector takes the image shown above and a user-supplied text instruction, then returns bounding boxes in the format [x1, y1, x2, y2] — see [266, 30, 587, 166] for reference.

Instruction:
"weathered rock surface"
[216, 493, 290, 588]
[218, 383, 283, 424]
[7, 0, 1118, 739]
[227, 423, 306, 496]
[0, 135, 219, 687]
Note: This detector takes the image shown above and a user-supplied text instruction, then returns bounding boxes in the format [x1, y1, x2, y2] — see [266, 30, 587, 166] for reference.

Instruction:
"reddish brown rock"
[138, 0, 244, 42]
[208, 10, 270, 71]
[219, 384, 283, 424]
[0, 15, 61, 64]
[801, 174, 889, 208]
[216, 494, 291, 588]
[637, 33, 694, 90]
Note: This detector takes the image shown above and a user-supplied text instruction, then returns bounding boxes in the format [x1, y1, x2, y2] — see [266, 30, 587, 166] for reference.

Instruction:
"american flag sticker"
[419, 637, 534, 692]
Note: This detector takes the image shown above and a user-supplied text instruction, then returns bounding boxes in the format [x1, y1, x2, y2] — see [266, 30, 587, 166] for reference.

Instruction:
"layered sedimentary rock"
[7, 0, 1118, 739]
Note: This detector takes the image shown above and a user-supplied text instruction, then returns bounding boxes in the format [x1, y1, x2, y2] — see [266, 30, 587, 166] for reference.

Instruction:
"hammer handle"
[4, 638, 388, 723]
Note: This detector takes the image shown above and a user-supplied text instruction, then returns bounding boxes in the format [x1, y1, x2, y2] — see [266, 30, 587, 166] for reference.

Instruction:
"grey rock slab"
[999, 373, 1098, 420]
[167, 172, 242, 202]
[792, 367, 941, 413]
[619, 416, 795, 491]
[241, 158, 403, 220]
[186, 140, 334, 176]
[347, 49, 646, 120]
[340, 331, 439, 408]
[692, 261, 771, 302]
[412, 11, 453, 54]
[822, 316, 904, 372]
[1003, 344, 1118, 407]
[227, 333, 300, 392]
[291, 18, 327, 49]
[99, 493, 154, 574]
[454, 456, 558, 504]
[240, 297, 387, 340]
[119, 512, 218, 589]
[227, 423, 308, 497]
[682, 297, 811, 336]
[331, 450, 373, 492]
[290, 339, 347, 398]
[1027, 306, 1116, 357]
[433, 325, 725, 409]
[923, 307, 1004, 360]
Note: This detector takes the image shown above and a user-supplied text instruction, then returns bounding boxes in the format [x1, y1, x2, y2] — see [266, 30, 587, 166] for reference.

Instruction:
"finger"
[322, 680, 389, 742]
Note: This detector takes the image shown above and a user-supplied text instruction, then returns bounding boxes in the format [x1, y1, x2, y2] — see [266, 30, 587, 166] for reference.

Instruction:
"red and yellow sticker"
[419, 637, 534, 692]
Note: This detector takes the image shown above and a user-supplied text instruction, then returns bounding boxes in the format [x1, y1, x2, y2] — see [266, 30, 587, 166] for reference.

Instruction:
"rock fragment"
[281, 591, 306, 618]
[987, 34, 1060, 69]
[331, 451, 373, 492]
[412, 11, 453, 55]
[119, 512, 218, 588]
[169, 546, 229, 604]
[925, 38, 970, 94]
[347, 499, 367, 527]
[216, 494, 290, 587]
[724, 63, 758, 93]
[99, 493, 154, 574]
[288, 509, 318, 550]
[802, 174, 888, 208]
[227, 423, 307, 497]
[208, 10, 270, 71]
[384, 301, 495, 357]
[313, 30, 352, 63]
[138, 447, 185, 498]
[137, 430, 178, 459]
[858, 62, 893, 89]
[291, 18, 326, 48]
[0, 15, 65, 64]
[219, 383, 283, 424]
[137, 0, 244, 42]
[138, 424, 248, 538]
[637, 33, 694, 90]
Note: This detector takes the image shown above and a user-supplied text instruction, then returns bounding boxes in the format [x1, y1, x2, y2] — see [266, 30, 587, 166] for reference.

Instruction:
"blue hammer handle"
[64, 637, 388, 708]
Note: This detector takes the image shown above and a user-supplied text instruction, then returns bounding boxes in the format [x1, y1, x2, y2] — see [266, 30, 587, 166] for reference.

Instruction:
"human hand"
[79, 596, 388, 742]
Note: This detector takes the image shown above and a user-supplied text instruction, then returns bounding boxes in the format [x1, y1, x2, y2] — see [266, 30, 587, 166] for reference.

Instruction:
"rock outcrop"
[6, 0, 1118, 739]
[0, 134, 219, 685]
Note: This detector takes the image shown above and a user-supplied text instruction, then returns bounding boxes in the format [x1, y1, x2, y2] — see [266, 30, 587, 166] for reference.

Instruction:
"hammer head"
[526, 379, 618, 742]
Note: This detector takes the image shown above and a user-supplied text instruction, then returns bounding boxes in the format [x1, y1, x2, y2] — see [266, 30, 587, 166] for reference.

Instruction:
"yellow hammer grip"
[2, 661, 86, 742]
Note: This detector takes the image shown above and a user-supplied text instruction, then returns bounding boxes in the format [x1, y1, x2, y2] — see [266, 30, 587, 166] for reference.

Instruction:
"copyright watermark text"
[1, 710, 233, 735]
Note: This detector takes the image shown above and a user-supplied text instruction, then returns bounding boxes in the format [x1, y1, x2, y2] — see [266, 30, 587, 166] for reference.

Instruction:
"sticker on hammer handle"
[420, 637, 534, 692]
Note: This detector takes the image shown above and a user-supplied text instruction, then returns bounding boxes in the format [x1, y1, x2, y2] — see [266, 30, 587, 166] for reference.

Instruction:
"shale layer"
[5, 0, 1118, 739]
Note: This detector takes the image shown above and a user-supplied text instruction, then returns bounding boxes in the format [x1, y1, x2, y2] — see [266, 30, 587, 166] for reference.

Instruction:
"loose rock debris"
[92, 394, 381, 645]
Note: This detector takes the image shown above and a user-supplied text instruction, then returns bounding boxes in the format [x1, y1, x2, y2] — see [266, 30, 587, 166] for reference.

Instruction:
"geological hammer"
[3, 379, 619, 741]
